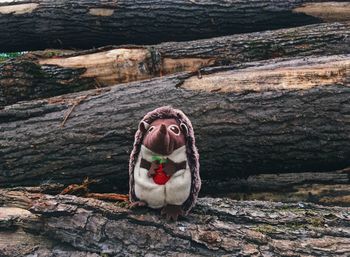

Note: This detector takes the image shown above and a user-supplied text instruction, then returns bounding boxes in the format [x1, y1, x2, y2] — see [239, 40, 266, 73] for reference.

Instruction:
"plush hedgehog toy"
[129, 106, 201, 221]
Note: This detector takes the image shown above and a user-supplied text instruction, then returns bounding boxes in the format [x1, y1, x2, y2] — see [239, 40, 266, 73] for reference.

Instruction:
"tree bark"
[1, 0, 350, 52]
[1, 55, 350, 191]
[2, 22, 350, 107]
[4, 168, 349, 206]
[0, 189, 349, 257]
[208, 168, 350, 206]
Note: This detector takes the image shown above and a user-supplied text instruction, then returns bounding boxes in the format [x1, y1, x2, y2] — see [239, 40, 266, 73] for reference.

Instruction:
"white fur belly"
[134, 146, 191, 208]
[165, 166, 191, 205]
[134, 155, 165, 208]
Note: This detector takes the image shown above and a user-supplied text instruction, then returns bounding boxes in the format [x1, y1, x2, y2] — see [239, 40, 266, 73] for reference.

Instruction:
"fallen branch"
[0, 189, 349, 256]
[1, 1, 350, 52]
[1, 55, 350, 191]
[2, 22, 350, 107]
[59, 177, 129, 202]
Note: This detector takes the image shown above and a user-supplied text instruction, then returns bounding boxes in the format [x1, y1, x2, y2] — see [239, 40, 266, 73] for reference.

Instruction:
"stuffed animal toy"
[129, 106, 201, 221]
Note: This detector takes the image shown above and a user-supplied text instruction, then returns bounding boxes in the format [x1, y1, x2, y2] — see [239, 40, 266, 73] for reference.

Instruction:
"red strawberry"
[153, 163, 170, 185]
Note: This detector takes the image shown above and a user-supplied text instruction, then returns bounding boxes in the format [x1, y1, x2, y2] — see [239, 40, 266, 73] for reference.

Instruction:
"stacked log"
[0, 188, 349, 257]
[1, 1, 350, 256]
[1, 55, 350, 192]
[1, 0, 349, 51]
[1, 22, 350, 107]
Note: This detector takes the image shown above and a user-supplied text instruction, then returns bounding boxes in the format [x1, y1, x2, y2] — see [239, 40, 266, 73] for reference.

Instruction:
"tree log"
[2, 22, 350, 107]
[0, 189, 350, 256]
[1, 0, 350, 52]
[4, 168, 349, 206]
[208, 168, 350, 206]
[1, 55, 350, 191]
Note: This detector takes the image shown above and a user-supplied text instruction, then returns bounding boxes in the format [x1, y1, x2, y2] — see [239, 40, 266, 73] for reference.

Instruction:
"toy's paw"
[148, 162, 159, 177]
[161, 204, 184, 221]
[163, 159, 176, 176]
[147, 168, 156, 178]
[129, 201, 147, 209]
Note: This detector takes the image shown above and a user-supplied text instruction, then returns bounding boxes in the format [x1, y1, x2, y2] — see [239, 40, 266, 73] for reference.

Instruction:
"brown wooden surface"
[2, 22, 350, 107]
[1, 0, 350, 52]
[208, 168, 350, 205]
[0, 189, 349, 256]
[1, 55, 350, 192]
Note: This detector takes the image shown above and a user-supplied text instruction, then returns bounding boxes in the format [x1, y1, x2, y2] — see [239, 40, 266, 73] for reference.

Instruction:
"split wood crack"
[60, 87, 110, 127]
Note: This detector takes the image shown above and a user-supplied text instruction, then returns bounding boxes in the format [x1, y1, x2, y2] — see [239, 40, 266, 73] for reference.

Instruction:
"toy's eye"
[148, 126, 155, 133]
[168, 125, 180, 135]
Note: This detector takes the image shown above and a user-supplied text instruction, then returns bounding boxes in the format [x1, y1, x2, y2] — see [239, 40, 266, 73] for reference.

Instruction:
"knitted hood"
[129, 106, 201, 214]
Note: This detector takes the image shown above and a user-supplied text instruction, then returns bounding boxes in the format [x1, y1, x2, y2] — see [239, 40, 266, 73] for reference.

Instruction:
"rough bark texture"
[3, 168, 349, 206]
[208, 168, 350, 206]
[1, 0, 350, 52]
[0, 189, 350, 256]
[1, 55, 350, 191]
[2, 22, 350, 107]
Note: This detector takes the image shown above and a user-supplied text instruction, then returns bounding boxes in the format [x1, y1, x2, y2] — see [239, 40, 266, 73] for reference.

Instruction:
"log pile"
[1, 54, 350, 191]
[1, 1, 350, 256]
[1, 22, 350, 107]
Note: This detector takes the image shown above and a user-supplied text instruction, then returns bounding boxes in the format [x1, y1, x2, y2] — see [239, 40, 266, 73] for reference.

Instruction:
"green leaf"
[152, 155, 167, 164]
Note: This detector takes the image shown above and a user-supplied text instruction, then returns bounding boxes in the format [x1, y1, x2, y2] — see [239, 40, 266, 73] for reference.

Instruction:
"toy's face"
[141, 118, 187, 155]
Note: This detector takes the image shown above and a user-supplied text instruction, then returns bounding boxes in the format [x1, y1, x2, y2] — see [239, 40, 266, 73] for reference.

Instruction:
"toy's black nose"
[159, 124, 167, 134]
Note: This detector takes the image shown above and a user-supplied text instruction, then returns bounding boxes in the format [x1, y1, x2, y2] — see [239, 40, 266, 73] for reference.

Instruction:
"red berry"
[153, 164, 170, 185]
